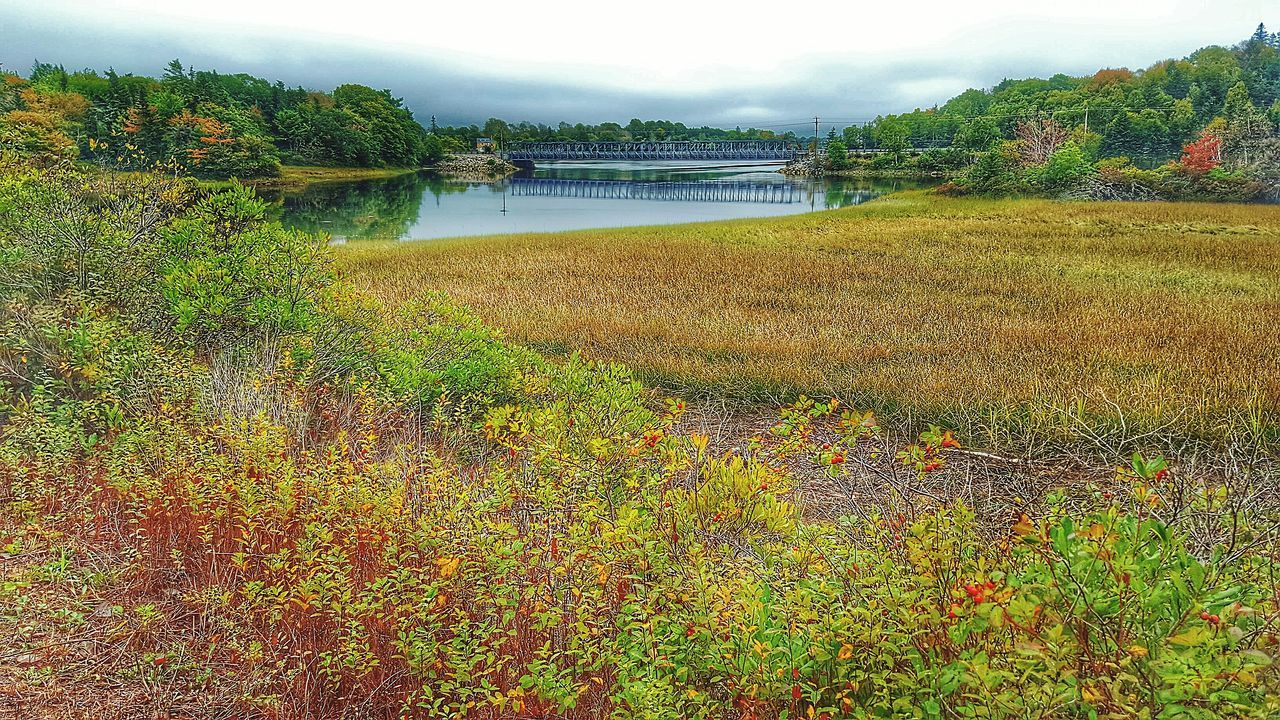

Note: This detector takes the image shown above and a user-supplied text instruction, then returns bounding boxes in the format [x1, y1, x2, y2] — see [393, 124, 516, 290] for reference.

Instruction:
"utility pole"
[813, 116, 820, 157]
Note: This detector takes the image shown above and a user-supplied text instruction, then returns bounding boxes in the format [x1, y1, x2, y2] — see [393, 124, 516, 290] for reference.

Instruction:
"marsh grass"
[338, 192, 1280, 457]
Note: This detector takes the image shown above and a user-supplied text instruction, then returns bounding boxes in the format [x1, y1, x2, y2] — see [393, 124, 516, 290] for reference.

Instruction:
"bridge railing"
[504, 140, 805, 162]
[501, 140, 932, 161]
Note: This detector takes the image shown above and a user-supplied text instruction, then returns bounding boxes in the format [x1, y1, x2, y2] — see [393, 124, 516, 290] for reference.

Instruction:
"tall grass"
[338, 192, 1280, 458]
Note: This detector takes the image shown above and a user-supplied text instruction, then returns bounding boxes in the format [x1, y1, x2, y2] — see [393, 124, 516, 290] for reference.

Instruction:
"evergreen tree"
[1223, 80, 1274, 166]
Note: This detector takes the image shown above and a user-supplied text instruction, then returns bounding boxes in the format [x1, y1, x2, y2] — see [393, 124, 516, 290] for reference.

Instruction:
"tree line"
[0, 59, 446, 178]
[826, 24, 1279, 166]
[434, 117, 801, 148]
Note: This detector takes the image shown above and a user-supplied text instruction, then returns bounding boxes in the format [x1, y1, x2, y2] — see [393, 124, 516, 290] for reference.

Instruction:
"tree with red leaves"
[1180, 131, 1221, 174]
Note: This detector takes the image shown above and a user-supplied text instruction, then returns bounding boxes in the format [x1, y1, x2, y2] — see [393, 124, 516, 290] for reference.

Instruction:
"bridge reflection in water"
[507, 178, 879, 206]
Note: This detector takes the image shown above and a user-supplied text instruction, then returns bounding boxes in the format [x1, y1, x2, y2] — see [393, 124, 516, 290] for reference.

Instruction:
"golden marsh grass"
[337, 192, 1280, 454]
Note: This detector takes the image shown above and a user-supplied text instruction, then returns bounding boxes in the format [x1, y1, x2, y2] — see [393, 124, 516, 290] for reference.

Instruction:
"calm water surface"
[271, 161, 932, 241]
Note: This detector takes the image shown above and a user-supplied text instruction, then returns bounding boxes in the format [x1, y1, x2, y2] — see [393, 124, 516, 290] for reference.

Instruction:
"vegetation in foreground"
[3, 159, 1278, 718]
[339, 191, 1280, 463]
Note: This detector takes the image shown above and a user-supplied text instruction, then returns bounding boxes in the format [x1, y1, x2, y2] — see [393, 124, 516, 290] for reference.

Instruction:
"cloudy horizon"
[1, 0, 1273, 129]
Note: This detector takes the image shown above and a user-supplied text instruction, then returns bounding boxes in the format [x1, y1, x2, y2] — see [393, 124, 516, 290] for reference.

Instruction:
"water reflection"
[269, 161, 933, 241]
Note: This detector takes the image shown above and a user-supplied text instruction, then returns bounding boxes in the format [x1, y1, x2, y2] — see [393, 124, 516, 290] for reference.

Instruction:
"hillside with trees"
[820, 25, 1280, 200]
[0, 59, 445, 178]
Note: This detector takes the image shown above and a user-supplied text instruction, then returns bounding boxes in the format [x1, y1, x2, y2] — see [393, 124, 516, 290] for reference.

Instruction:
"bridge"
[504, 140, 806, 162]
[508, 178, 805, 203]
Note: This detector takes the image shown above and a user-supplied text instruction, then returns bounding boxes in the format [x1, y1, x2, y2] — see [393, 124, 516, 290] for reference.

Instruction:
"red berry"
[792, 684, 802, 700]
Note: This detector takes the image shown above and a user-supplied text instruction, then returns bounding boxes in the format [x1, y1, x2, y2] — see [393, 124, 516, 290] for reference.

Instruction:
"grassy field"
[337, 192, 1280, 456]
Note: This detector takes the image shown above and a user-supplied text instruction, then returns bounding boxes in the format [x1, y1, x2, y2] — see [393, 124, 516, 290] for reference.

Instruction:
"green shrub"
[1034, 140, 1094, 191]
[961, 140, 1029, 194]
[158, 183, 332, 345]
[915, 147, 969, 173]
[825, 140, 849, 170]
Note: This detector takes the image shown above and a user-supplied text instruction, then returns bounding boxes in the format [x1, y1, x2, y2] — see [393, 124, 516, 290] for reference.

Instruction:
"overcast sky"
[0, 1, 1273, 129]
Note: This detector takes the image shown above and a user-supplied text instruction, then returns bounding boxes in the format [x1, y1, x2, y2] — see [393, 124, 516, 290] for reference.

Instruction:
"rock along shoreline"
[431, 153, 519, 181]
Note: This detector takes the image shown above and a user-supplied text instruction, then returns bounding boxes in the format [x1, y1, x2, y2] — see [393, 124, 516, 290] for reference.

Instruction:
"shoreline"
[214, 165, 421, 191]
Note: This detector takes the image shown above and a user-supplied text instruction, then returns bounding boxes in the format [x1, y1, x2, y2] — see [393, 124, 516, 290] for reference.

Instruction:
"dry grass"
[337, 192, 1280, 456]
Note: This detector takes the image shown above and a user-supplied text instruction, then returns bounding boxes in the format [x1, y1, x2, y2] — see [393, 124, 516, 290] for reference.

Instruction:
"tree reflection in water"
[268, 172, 468, 241]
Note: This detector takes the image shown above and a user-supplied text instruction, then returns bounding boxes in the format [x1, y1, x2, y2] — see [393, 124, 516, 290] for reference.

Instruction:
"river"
[270, 161, 932, 241]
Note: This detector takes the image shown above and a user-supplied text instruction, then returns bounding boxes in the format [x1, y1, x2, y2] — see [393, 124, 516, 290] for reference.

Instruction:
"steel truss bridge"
[508, 178, 805, 204]
[504, 140, 806, 162]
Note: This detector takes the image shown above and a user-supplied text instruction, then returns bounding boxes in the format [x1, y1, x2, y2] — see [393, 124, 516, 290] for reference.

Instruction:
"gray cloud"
[0, 6, 1250, 129]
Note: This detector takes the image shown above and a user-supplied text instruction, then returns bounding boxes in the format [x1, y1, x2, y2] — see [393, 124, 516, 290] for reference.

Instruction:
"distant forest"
[433, 118, 801, 147]
[1, 24, 1277, 179]
[834, 23, 1280, 165]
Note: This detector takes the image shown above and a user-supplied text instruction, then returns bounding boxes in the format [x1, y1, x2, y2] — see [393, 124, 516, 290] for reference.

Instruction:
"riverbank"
[205, 165, 419, 191]
[337, 191, 1280, 461]
[430, 153, 519, 180]
[779, 154, 946, 180]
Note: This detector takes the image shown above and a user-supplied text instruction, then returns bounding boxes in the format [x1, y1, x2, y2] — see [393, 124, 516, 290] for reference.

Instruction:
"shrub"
[914, 146, 968, 173]
[157, 183, 331, 346]
[961, 140, 1029, 194]
[0, 110, 78, 161]
[1034, 140, 1095, 191]
[825, 139, 849, 170]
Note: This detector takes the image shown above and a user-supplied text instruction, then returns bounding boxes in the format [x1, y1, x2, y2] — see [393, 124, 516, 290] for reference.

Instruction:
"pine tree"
[1251, 22, 1268, 44]
[1222, 81, 1274, 167]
